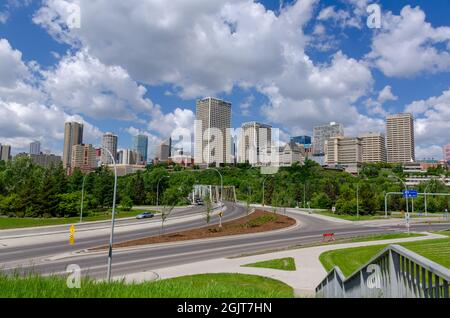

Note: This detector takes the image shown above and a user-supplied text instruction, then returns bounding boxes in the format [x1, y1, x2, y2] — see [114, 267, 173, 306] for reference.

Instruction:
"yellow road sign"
[69, 225, 75, 245]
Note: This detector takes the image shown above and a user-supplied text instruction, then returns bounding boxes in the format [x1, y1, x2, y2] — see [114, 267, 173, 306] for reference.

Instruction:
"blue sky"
[0, 0, 449, 160]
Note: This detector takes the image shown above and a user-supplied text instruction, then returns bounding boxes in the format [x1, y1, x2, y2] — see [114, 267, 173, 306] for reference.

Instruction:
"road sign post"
[218, 211, 224, 228]
[69, 224, 75, 245]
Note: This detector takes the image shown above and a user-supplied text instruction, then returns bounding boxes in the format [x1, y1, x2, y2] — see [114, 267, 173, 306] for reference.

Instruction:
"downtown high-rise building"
[386, 113, 415, 163]
[194, 97, 232, 166]
[157, 138, 172, 162]
[291, 135, 312, 146]
[101, 132, 118, 164]
[63, 122, 84, 169]
[29, 141, 41, 155]
[133, 134, 148, 164]
[313, 122, 344, 156]
[71, 144, 96, 173]
[444, 143, 450, 163]
[0, 144, 11, 162]
[237, 122, 272, 165]
[325, 137, 362, 166]
[360, 132, 387, 163]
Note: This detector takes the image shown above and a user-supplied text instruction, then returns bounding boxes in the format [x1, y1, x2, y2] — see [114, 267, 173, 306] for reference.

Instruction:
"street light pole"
[391, 175, 409, 215]
[424, 179, 437, 217]
[208, 168, 223, 205]
[356, 182, 359, 219]
[103, 147, 118, 283]
[262, 175, 274, 207]
[79, 173, 88, 223]
[156, 175, 169, 207]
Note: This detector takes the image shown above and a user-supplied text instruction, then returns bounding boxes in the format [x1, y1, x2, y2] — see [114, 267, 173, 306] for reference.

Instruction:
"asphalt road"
[0, 203, 242, 266]
[0, 202, 448, 280]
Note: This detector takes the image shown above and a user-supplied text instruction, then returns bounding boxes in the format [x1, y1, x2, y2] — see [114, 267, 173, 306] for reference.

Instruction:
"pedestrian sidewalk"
[115, 232, 446, 297]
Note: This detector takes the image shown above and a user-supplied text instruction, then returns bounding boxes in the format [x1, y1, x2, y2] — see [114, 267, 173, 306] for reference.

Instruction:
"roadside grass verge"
[0, 210, 156, 230]
[319, 230, 450, 277]
[314, 211, 384, 221]
[0, 273, 294, 298]
[242, 257, 296, 271]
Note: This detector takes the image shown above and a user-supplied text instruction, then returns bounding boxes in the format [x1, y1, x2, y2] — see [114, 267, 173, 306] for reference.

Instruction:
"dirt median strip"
[91, 210, 296, 251]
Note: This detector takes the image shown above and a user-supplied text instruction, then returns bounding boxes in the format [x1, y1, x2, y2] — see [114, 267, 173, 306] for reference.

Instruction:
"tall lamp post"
[390, 175, 409, 215]
[262, 175, 274, 207]
[103, 147, 118, 283]
[79, 173, 88, 223]
[424, 178, 438, 216]
[156, 175, 170, 207]
[208, 168, 223, 206]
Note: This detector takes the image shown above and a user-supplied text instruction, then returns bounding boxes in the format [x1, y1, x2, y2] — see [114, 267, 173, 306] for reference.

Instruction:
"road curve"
[1, 203, 448, 280]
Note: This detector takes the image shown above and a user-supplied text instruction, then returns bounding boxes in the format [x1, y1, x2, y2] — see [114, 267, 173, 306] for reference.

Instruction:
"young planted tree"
[160, 204, 175, 235]
[204, 196, 212, 225]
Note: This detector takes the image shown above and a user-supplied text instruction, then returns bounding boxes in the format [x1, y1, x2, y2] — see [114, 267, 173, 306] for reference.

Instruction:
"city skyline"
[0, 1, 449, 161]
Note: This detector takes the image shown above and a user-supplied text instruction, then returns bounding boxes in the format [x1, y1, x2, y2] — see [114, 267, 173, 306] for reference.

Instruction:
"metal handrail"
[316, 244, 450, 298]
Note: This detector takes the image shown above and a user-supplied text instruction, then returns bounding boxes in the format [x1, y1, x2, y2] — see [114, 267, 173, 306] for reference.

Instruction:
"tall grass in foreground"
[0, 273, 294, 298]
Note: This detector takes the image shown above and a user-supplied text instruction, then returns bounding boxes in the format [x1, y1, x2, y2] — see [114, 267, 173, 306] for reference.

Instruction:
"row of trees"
[0, 158, 448, 218]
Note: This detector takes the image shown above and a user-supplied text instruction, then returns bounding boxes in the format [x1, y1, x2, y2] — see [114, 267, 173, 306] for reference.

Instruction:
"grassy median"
[319, 230, 450, 277]
[243, 257, 296, 271]
[0, 210, 156, 230]
[0, 273, 294, 298]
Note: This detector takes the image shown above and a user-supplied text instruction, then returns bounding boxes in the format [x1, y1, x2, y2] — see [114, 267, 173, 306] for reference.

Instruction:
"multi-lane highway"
[0, 202, 448, 280]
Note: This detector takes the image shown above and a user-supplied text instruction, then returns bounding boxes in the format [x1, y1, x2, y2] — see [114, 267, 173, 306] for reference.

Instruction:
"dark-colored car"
[136, 212, 155, 219]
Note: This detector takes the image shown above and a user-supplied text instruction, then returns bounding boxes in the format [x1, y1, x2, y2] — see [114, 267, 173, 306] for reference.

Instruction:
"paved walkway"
[115, 232, 446, 297]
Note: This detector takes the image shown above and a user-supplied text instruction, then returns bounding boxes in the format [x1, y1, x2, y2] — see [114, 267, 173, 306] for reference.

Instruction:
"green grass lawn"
[344, 232, 423, 243]
[242, 257, 296, 271]
[0, 210, 156, 230]
[0, 273, 294, 298]
[314, 211, 385, 221]
[319, 230, 450, 277]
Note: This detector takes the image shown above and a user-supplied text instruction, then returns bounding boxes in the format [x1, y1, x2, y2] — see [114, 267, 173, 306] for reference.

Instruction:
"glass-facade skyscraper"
[133, 134, 148, 164]
[290, 136, 312, 146]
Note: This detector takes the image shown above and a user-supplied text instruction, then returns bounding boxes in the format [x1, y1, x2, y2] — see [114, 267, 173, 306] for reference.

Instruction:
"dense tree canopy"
[0, 158, 448, 218]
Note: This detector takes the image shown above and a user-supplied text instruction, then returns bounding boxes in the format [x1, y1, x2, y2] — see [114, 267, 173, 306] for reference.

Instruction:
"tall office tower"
[133, 134, 148, 164]
[71, 144, 96, 173]
[63, 122, 84, 169]
[360, 132, 387, 163]
[29, 141, 41, 155]
[117, 150, 124, 164]
[194, 97, 232, 166]
[237, 122, 272, 165]
[157, 138, 172, 162]
[122, 149, 139, 165]
[312, 122, 344, 156]
[291, 135, 312, 146]
[444, 143, 450, 163]
[325, 137, 362, 165]
[0, 145, 11, 162]
[101, 132, 118, 164]
[386, 113, 415, 163]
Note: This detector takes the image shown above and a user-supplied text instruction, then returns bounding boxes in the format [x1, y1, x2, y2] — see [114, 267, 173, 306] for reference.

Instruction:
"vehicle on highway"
[196, 199, 204, 206]
[136, 212, 155, 219]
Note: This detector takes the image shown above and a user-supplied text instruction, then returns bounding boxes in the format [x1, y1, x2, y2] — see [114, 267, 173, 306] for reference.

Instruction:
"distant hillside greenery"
[0, 157, 448, 218]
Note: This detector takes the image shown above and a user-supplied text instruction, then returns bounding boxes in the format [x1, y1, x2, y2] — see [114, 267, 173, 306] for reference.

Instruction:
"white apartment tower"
[194, 97, 232, 166]
[101, 132, 118, 165]
[237, 122, 272, 165]
[360, 132, 387, 163]
[386, 113, 415, 163]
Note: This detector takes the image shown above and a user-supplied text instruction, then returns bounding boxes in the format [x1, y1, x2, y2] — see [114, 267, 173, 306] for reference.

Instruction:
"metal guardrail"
[316, 245, 450, 298]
